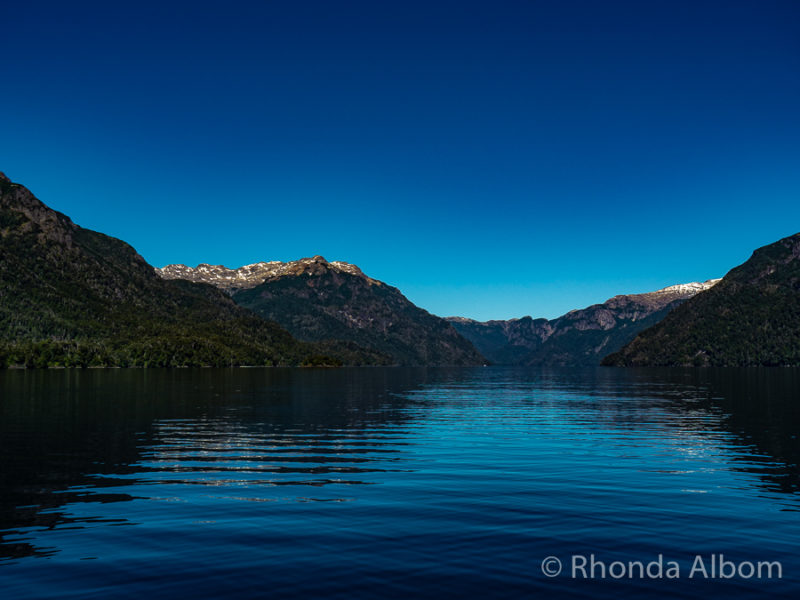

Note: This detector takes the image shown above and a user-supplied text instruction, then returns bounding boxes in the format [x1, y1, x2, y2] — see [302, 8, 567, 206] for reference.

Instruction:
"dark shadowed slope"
[449, 281, 718, 367]
[604, 233, 800, 367]
[0, 172, 382, 367]
[159, 257, 485, 366]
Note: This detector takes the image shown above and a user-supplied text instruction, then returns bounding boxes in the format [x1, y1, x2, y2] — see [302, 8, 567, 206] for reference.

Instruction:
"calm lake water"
[1, 367, 799, 599]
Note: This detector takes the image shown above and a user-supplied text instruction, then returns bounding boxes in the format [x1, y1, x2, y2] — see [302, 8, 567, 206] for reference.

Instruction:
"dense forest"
[231, 256, 484, 366]
[0, 173, 387, 368]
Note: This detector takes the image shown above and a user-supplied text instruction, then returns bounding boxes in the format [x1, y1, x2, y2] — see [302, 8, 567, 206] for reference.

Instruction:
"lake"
[1, 367, 798, 599]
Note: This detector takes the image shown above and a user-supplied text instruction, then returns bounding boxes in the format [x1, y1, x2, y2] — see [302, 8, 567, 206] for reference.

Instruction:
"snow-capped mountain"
[157, 256, 379, 293]
[448, 279, 720, 366]
[157, 255, 484, 366]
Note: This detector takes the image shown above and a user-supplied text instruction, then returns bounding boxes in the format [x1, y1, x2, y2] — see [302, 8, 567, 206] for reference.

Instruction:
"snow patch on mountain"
[157, 255, 381, 292]
[651, 279, 721, 295]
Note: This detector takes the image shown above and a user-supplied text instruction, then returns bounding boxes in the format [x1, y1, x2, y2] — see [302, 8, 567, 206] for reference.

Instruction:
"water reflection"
[552, 368, 800, 498]
[0, 366, 798, 599]
[0, 368, 430, 561]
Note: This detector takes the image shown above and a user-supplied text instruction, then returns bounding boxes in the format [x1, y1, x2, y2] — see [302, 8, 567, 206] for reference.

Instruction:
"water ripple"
[1, 367, 799, 599]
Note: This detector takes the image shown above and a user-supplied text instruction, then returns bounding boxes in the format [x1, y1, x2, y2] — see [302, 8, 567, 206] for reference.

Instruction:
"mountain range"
[2, 170, 798, 369]
[158, 258, 379, 292]
[0, 172, 479, 367]
[0, 172, 320, 367]
[447, 280, 719, 366]
[604, 232, 800, 367]
[158, 257, 485, 366]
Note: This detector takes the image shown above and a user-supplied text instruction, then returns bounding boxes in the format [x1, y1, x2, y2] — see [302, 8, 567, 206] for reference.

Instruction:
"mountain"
[603, 233, 800, 367]
[0, 172, 383, 368]
[158, 257, 485, 366]
[158, 259, 378, 293]
[448, 280, 719, 366]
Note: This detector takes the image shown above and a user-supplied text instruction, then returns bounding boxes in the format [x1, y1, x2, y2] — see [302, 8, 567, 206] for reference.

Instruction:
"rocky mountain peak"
[157, 256, 380, 292]
[649, 279, 721, 296]
[599, 278, 720, 312]
[1, 173, 76, 247]
[733, 232, 800, 286]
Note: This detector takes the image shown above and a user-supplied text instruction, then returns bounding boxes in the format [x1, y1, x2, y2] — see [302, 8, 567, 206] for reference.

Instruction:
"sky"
[2, 0, 798, 320]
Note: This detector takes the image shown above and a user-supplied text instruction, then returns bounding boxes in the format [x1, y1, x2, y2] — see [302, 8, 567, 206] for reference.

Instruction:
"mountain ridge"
[158, 256, 485, 366]
[9, 168, 792, 369]
[0, 173, 385, 367]
[447, 279, 719, 366]
[603, 232, 800, 367]
[158, 257, 381, 292]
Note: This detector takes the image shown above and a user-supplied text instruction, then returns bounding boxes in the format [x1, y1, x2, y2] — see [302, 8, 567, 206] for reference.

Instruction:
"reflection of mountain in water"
[687, 368, 800, 497]
[0, 368, 433, 561]
[1, 367, 799, 566]
[522, 367, 800, 500]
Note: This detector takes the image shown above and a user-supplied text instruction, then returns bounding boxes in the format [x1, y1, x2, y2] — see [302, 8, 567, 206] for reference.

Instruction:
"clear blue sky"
[2, 1, 798, 320]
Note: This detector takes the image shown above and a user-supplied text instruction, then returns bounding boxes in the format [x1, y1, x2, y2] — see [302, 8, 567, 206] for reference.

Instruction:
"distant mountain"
[159, 257, 485, 366]
[0, 172, 382, 368]
[448, 280, 719, 366]
[603, 233, 800, 367]
[158, 259, 379, 293]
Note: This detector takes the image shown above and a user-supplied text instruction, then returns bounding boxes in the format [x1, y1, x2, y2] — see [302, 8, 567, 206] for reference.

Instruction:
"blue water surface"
[1, 367, 798, 599]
